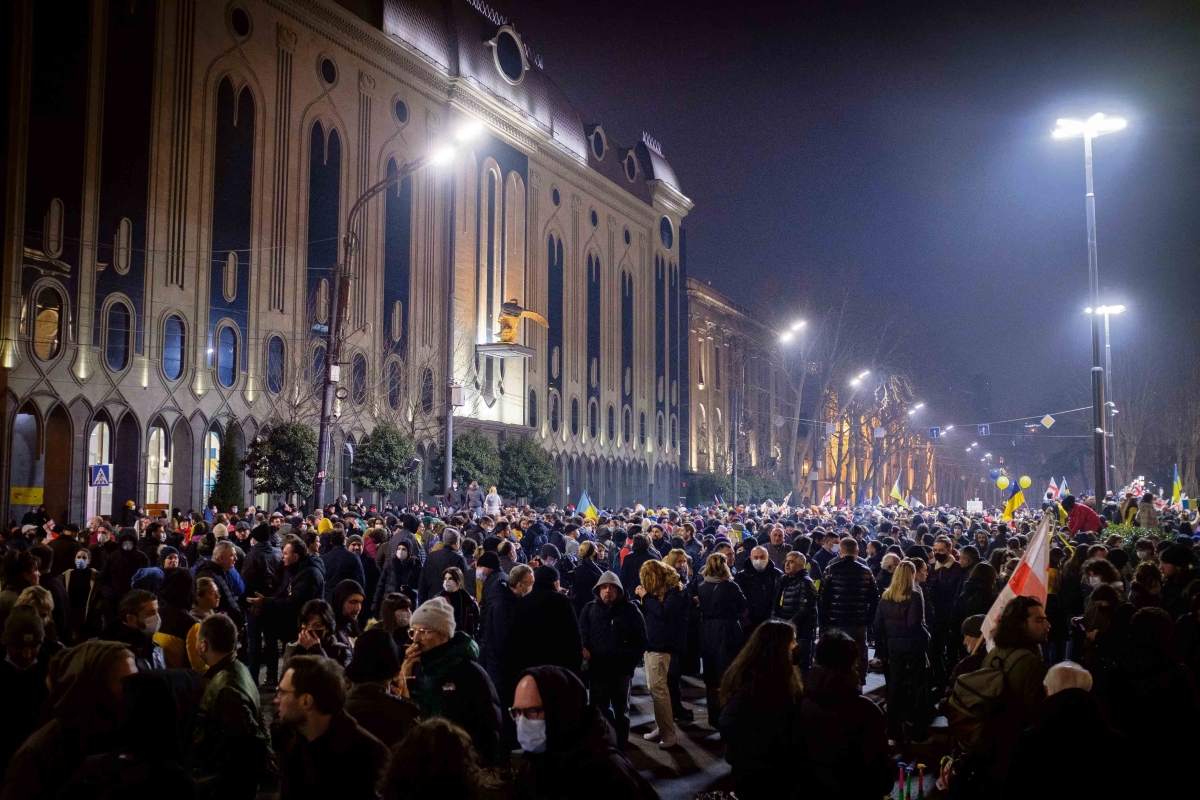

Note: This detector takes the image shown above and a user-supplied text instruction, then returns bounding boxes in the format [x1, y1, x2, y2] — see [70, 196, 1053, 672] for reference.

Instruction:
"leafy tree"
[431, 428, 500, 490]
[208, 438, 244, 511]
[686, 472, 732, 506]
[242, 422, 318, 499]
[351, 422, 418, 499]
[498, 435, 559, 505]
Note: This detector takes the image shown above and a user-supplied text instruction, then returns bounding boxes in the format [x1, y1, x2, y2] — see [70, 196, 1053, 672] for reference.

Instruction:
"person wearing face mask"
[438, 566, 480, 638]
[511, 665, 659, 799]
[108, 589, 166, 671]
[374, 541, 421, 614]
[97, 530, 149, 631]
[1083, 557, 1127, 601]
[61, 548, 100, 644]
[373, 592, 414, 647]
[734, 546, 784, 634]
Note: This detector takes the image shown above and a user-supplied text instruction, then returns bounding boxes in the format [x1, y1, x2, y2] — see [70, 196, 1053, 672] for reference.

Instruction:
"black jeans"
[590, 671, 632, 747]
[885, 651, 929, 739]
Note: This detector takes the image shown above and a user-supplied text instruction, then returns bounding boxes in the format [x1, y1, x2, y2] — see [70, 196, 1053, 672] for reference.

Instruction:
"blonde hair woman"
[636, 560, 688, 748]
[484, 485, 501, 516]
[873, 560, 930, 744]
[697, 552, 747, 724]
[16, 584, 64, 656]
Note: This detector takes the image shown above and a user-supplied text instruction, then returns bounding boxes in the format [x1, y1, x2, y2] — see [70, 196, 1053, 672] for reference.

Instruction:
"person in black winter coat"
[508, 565, 583, 678]
[734, 547, 783, 632]
[241, 525, 283, 684]
[417, 529, 469, 604]
[950, 562, 999, 639]
[373, 540, 421, 613]
[513, 666, 660, 800]
[570, 543, 605, 617]
[926, 536, 966, 687]
[246, 536, 325, 646]
[194, 540, 245, 630]
[872, 561, 930, 743]
[697, 552, 747, 726]
[319, 530, 365, 603]
[579, 570, 647, 748]
[776, 552, 817, 668]
[816, 538, 879, 683]
[375, 515, 424, 571]
[618, 534, 658, 598]
[98, 530, 148, 627]
[481, 561, 522, 706]
[347, 535, 379, 618]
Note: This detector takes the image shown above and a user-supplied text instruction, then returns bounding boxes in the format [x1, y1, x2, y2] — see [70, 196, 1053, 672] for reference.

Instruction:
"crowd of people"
[2, 486, 1198, 799]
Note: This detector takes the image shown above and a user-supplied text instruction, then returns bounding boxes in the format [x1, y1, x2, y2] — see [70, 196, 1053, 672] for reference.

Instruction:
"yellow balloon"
[1019, 475, 1032, 489]
[996, 476, 1010, 490]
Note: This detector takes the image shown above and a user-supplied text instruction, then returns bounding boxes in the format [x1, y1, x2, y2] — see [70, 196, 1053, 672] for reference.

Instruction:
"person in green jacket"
[191, 614, 272, 800]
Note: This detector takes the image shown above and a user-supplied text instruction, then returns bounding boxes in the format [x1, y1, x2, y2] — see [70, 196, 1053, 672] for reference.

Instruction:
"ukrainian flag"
[1002, 482, 1025, 521]
[577, 490, 598, 520]
[1173, 464, 1182, 507]
[890, 476, 909, 508]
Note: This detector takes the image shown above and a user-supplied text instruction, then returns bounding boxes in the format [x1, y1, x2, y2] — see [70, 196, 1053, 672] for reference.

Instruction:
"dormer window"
[491, 26, 528, 85]
[624, 152, 637, 181]
[590, 129, 606, 160]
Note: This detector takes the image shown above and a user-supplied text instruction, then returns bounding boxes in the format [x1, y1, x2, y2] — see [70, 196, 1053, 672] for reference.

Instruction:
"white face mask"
[1088, 575, 1102, 588]
[141, 614, 161, 636]
[516, 716, 547, 753]
[396, 549, 408, 561]
[443, 579, 458, 593]
[751, 558, 768, 571]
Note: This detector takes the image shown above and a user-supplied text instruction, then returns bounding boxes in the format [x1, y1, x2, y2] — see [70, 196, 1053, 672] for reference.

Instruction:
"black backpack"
[946, 647, 1037, 754]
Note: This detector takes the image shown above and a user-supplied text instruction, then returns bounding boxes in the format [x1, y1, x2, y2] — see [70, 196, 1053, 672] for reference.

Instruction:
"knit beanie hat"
[1161, 544, 1196, 569]
[345, 628, 402, 683]
[410, 597, 456, 638]
[2, 607, 45, 647]
[476, 551, 501, 571]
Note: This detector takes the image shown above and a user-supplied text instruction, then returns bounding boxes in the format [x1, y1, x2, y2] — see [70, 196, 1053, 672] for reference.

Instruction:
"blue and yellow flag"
[1002, 482, 1025, 521]
[577, 490, 598, 520]
[890, 476, 909, 508]
[1173, 464, 1182, 507]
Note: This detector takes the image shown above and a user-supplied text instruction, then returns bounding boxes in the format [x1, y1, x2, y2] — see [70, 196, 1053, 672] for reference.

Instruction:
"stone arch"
[171, 417, 194, 514]
[112, 410, 141, 512]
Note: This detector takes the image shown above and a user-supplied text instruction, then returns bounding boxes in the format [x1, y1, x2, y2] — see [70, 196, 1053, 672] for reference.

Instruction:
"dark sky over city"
[503, 0, 1200, 424]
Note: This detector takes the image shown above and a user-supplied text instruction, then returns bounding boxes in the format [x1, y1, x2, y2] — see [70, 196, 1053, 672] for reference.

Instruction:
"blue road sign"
[929, 427, 941, 439]
[90, 464, 112, 487]
[977, 424, 991, 436]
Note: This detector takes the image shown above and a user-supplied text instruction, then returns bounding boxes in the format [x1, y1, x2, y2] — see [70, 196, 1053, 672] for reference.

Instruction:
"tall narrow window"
[216, 326, 237, 387]
[571, 398, 580, 437]
[528, 389, 539, 428]
[163, 315, 185, 380]
[106, 303, 131, 371]
[387, 360, 402, 409]
[312, 343, 327, 383]
[223, 251, 238, 301]
[588, 400, 598, 440]
[146, 426, 172, 506]
[352, 353, 367, 406]
[203, 429, 221, 501]
[639, 411, 647, 447]
[44, 198, 64, 258]
[266, 336, 285, 394]
[33, 287, 63, 361]
[114, 217, 132, 273]
[420, 368, 434, 413]
[550, 392, 560, 434]
[607, 404, 615, 442]
[87, 420, 113, 517]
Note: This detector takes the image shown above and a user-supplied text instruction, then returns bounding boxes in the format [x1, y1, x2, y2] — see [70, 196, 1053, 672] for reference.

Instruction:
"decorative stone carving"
[277, 24, 297, 51]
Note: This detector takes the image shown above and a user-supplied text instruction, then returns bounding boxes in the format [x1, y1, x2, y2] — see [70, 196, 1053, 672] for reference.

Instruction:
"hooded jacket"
[578, 571, 647, 676]
[515, 666, 660, 800]
[331, 579, 364, 648]
[412, 631, 503, 765]
[99, 531, 149, 607]
[373, 547, 422, 612]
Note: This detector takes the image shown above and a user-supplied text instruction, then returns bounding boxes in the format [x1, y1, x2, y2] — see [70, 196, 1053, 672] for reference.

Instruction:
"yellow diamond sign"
[1041, 415, 1055, 428]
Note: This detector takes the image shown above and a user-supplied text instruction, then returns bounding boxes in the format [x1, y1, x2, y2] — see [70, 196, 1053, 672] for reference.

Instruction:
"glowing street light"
[1052, 113, 1127, 140]
[791, 320, 806, 331]
[944, 425, 954, 431]
[857, 370, 871, 379]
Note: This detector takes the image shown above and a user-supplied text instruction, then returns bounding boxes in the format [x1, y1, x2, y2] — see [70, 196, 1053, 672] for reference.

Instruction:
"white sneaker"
[658, 736, 678, 749]
[643, 728, 660, 741]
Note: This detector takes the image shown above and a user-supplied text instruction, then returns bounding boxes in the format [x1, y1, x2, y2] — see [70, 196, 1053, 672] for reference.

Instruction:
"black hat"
[476, 551, 501, 571]
[2, 607, 44, 647]
[345, 628, 402, 683]
[250, 524, 272, 543]
[534, 564, 560, 587]
[1161, 544, 1196, 569]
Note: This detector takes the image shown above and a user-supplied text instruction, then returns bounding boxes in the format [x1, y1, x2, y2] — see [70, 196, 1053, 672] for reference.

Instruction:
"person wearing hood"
[735, 546, 783, 633]
[246, 534, 325, 649]
[331, 579, 365, 653]
[375, 514, 424, 572]
[373, 539, 421, 614]
[283, 599, 352, 667]
[155, 567, 199, 669]
[97, 529, 148, 628]
[1062, 494, 1103, 536]
[512, 665, 659, 799]
[320, 529, 365, 604]
[697, 552, 747, 726]
[344, 628, 420, 748]
[60, 546, 101, 644]
[618, 533, 658, 597]
[1159, 544, 1200, 619]
[398, 596, 503, 765]
[438, 566, 480, 638]
[481, 559, 522, 710]
[2, 640, 137, 800]
[1003, 663, 1133, 800]
[508, 565, 583, 678]
[577, 570, 647, 749]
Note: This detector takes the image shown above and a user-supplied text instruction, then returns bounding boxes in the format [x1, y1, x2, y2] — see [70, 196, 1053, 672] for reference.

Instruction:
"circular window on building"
[591, 130, 605, 160]
[624, 154, 636, 181]
[394, 98, 409, 125]
[320, 56, 337, 85]
[551, 187, 560, 206]
[659, 216, 674, 249]
[623, 228, 631, 246]
[590, 209, 598, 228]
[493, 28, 526, 85]
[230, 7, 251, 38]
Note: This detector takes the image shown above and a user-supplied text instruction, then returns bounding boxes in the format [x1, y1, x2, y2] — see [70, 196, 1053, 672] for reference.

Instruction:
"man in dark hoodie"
[512, 666, 659, 799]
[98, 529, 148, 628]
[578, 570, 646, 748]
[375, 514, 423, 571]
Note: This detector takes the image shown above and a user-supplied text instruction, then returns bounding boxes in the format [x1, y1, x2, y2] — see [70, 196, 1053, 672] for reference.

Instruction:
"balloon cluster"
[996, 475, 1033, 490]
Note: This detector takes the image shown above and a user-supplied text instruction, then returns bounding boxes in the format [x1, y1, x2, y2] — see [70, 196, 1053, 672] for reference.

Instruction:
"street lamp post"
[312, 123, 480, 508]
[1054, 113, 1126, 501]
[1087, 304, 1125, 488]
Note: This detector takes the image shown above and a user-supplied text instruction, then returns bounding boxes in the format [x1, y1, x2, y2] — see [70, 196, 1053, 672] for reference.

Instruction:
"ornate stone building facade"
[1, 0, 690, 524]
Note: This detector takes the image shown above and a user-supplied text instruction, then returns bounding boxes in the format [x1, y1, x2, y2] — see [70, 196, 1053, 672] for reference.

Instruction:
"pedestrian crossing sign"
[90, 464, 112, 487]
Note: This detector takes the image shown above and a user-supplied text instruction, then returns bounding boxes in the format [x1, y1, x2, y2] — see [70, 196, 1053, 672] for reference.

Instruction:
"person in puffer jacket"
[776, 552, 817, 669]
[817, 537, 878, 684]
[872, 560, 930, 743]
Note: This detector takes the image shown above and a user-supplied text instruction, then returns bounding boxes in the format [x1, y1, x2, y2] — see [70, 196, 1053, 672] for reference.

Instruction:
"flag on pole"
[1047, 477, 1059, 500]
[981, 514, 1051, 647]
[1060, 477, 1070, 497]
[890, 476, 909, 508]
[577, 491, 598, 520]
[1001, 481, 1025, 521]
[1173, 464, 1182, 507]
[820, 487, 832, 506]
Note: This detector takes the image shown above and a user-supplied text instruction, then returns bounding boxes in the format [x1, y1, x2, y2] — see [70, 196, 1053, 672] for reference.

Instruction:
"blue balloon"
[988, 468, 1001, 480]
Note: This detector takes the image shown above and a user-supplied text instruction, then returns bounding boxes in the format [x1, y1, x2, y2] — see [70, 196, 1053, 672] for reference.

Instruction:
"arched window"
[352, 353, 367, 405]
[623, 406, 632, 444]
[420, 368, 434, 413]
[87, 419, 113, 517]
[607, 404, 615, 442]
[387, 360, 402, 409]
[216, 326, 237, 387]
[550, 392, 560, 434]
[203, 428, 222, 502]
[163, 315, 185, 381]
[671, 414, 679, 451]
[106, 303, 131, 371]
[570, 397, 580, 437]
[528, 389, 539, 428]
[657, 412, 665, 449]
[312, 343, 327, 383]
[266, 336, 285, 394]
[588, 400, 598, 440]
[639, 411, 647, 447]
[146, 425, 172, 506]
[32, 287, 63, 361]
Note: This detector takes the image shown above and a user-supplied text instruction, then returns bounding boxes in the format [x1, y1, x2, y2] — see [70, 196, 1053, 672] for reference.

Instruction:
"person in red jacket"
[1062, 495, 1103, 535]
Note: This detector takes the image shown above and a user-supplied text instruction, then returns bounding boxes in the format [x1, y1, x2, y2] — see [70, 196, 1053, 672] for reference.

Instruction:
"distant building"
[1, 0, 690, 523]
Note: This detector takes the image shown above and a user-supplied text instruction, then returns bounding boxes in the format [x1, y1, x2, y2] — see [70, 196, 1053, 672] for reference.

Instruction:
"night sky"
[503, 0, 1200, 425]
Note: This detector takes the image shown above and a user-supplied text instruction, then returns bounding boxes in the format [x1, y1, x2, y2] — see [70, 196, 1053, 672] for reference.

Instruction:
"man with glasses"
[396, 597, 502, 765]
[274, 655, 388, 799]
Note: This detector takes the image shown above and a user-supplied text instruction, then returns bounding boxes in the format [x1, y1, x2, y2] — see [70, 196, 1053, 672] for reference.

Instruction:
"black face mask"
[935, 553, 950, 564]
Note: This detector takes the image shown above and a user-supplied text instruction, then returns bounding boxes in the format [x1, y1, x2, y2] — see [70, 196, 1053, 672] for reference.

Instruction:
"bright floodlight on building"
[455, 120, 484, 142]
[430, 145, 457, 166]
[849, 378, 860, 387]
[1052, 113, 1127, 139]
[791, 320, 806, 331]
[780, 331, 793, 343]
[857, 370, 870, 379]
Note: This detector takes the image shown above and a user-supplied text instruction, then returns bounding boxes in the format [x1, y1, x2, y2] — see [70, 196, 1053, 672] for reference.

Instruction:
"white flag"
[980, 514, 1051, 648]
